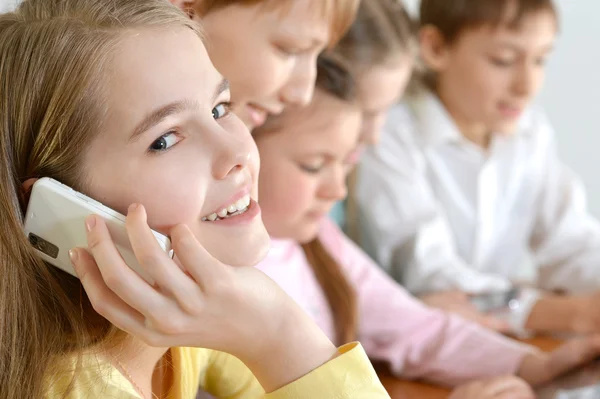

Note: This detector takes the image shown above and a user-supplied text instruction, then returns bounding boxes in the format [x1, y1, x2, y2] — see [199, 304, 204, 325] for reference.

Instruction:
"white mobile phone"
[23, 177, 172, 283]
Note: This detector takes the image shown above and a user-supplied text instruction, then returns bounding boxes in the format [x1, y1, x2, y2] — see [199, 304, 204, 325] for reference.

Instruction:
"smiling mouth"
[201, 194, 251, 222]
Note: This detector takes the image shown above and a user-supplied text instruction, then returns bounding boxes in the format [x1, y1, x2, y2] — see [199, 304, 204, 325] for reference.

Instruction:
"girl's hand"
[70, 204, 337, 392]
[517, 335, 600, 386]
[449, 376, 535, 399]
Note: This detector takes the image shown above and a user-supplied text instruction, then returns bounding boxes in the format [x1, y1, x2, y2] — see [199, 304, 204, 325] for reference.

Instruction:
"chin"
[294, 224, 321, 245]
[493, 121, 520, 136]
[201, 225, 271, 267]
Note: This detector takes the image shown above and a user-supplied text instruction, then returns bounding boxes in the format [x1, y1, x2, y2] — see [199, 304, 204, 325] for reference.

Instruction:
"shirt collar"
[409, 90, 537, 148]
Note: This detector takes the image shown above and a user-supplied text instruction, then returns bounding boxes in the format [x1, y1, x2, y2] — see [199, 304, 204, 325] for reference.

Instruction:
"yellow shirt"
[45, 342, 390, 398]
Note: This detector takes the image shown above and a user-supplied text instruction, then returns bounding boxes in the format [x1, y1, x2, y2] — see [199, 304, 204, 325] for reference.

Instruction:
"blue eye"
[212, 103, 230, 119]
[149, 132, 179, 152]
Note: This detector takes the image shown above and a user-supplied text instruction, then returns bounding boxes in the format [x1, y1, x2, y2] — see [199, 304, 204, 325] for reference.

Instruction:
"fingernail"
[69, 249, 79, 264]
[128, 203, 139, 213]
[85, 215, 96, 232]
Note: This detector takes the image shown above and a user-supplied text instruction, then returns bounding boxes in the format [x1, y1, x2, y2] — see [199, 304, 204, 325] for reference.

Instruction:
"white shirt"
[356, 91, 600, 296]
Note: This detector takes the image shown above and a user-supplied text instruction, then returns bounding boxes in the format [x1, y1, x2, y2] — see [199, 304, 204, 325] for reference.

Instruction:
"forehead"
[356, 61, 413, 112]
[263, 0, 330, 44]
[260, 90, 361, 152]
[456, 10, 557, 50]
[102, 28, 219, 136]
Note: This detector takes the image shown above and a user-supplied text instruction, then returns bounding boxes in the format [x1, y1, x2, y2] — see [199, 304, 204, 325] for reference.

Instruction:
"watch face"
[469, 287, 520, 312]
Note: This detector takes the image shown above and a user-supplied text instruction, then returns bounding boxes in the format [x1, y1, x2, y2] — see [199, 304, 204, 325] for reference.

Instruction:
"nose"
[512, 61, 541, 98]
[211, 123, 256, 181]
[319, 167, 348, 201]
[279, 55, 317, 107]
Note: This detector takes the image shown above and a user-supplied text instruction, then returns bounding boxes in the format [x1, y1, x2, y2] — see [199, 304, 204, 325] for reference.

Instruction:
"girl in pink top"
[252, 0, 600, 396]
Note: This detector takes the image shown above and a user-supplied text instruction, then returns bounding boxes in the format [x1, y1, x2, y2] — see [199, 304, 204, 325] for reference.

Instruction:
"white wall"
[538, 1, 600, 217]
[404, 0, 600, 216]
[0, 0, 18, 13]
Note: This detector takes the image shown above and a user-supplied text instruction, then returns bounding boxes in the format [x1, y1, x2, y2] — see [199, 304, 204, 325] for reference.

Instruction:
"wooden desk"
[378, 336, 562, 399]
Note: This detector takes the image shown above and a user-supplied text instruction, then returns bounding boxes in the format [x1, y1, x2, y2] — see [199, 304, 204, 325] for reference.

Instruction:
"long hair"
[0, 1, 199, 397]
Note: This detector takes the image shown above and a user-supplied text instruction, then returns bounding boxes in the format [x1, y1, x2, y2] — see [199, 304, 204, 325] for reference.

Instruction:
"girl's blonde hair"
[0, 0, 199, 397]
[323, 0, 416, 72]
[195, 0, 360, 48]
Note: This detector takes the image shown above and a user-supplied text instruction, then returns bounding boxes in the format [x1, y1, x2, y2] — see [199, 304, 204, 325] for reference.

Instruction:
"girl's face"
[255, 89, 362, 243]
[355, 56, 414, 146]
[424, 9, 556, 138]
[198, 1, 331, 130]
[83, 27, 270, 267]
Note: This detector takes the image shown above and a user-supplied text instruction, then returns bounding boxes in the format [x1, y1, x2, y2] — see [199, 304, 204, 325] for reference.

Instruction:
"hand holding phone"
[70, 204, 339, 394]
[23, 177, 172, 283]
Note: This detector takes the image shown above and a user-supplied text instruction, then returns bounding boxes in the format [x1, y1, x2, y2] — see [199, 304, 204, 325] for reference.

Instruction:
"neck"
[434, 87, 492, 150]
[104, 335, 170, 398]
[459, 124, 492, 149]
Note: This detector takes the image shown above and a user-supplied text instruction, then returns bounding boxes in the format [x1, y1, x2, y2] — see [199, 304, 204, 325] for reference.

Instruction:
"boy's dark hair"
[420, 0, 558, 43]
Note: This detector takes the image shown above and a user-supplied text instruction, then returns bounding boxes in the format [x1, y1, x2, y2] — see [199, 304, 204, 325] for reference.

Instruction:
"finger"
[85, 214, 168, 316]
[546, 335, 600, 379]
[71, 247, 164, 344]
[496, 391, 535, 399]
[170, 224, 227, 290]
[483, 376, 533, 396]
[126, 204, 201, 307]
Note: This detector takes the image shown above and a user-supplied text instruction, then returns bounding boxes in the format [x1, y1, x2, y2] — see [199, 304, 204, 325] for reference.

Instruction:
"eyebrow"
[492, 42, 555, 53]
[129, 78, 230, 142]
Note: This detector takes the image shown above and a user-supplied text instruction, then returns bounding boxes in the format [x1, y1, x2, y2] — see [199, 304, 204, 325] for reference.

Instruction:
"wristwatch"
[493, 287, 541, 338]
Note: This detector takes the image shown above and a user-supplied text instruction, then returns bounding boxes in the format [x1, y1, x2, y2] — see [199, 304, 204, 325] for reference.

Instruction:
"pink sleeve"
[318, 218, 532, 386]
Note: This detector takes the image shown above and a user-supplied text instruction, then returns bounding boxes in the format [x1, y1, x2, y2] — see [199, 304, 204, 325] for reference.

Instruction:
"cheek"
[259, 162, 313, 226]
[86, 151, 209, 234]
[140, 175, 204, 232]
[447, 61, 501, 114]
[217, 41, 292, 104]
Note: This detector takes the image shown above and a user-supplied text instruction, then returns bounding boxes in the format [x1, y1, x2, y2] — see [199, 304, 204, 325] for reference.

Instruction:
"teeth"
[235, 198, 246, 210]
[203, 195, 251, 221]
[217, 208, 228, 218]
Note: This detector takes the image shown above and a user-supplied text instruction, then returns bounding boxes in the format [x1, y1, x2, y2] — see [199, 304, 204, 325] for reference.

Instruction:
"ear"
[20, 178, 38, 208]
[22, 178, 38, 194]
[419, 25, 451, 72]
[168, 0, 196, 18]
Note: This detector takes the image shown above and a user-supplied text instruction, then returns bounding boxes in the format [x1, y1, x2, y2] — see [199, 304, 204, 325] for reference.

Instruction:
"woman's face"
[198, 1, 331, 130]
[83, 27, 270, 267]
